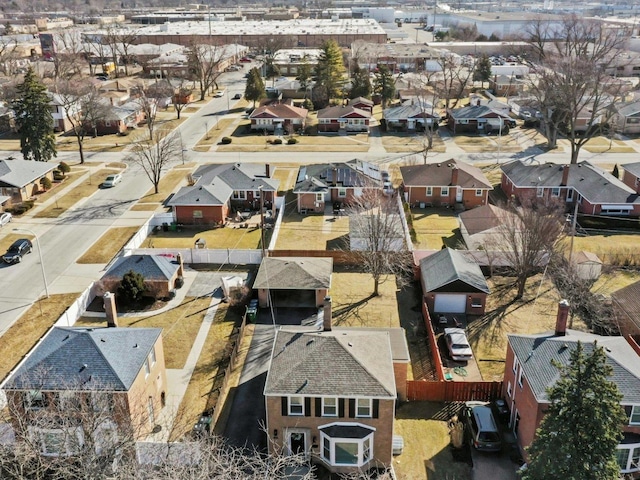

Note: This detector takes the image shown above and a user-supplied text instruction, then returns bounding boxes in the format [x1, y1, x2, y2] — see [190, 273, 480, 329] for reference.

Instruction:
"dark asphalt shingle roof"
[448, 104, 510, 119]
[103, 255, 178, 281]
[294, 161, 380, 193]
[611, 280, 640, 333]
[508, 330, 640, 404]
[4, 327, 162, 391]
[264, 328, 396, 398]
[317, 105, 371, 119]
[400, 159, 491, 189]
[420, 247, 490, 293]
[253, 257, 332, 290]
[383, 104, 439, 120]
[0, 159, 57, 189]
[458, 204, 507, 236]
[501, 160, 640, 205]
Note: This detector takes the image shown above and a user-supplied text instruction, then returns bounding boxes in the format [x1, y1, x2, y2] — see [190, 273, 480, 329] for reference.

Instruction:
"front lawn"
[452, 133, 522, 153]
[141, 168, 191, 203]
[381, 131, 446, 153]
[76, 227, 139, 264]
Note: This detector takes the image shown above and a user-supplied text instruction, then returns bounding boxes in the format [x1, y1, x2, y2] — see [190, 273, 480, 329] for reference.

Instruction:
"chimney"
[332, 167, 338, 187]
[265, 163, 271, 178]
[104, 292, 118, 328]
[555, 299, 570, 336]
[561, 165, 570, 187]
[451, 167, 459, 186]
[323, 296, 332, 331]
[176, 252, 184, 277]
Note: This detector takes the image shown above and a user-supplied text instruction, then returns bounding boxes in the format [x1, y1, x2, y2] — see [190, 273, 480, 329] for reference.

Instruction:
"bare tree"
[112, 25, 140, 77]
[487, 197, 565, 299]
[0, 38, 19, 77]
[526, 15, 629, 163]
[436, 52, 474, 111]
[413, 70, 442, 164]
[127, 127, 181, 194]
[49, 31, 85, 83]
[344, 189, 413, 296]
[136, 83, 160, 141]
[188, 43, 225, 101]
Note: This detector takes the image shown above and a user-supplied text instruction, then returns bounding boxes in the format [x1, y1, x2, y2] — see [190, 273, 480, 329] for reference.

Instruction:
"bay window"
[319, 423, 375, 468]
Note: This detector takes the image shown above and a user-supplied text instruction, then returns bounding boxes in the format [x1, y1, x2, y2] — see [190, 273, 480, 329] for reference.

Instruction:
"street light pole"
[496, 118, 503, 165]
[13, 228, 49, 298]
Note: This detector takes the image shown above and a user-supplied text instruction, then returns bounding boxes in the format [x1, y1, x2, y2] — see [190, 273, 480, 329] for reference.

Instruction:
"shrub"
[220, 137, 232, 144]
[40, 177, 52, 191]
[118, 269, 146, 304]
[58, 162, 70, 175]
[53, 170, 64, 181]
[272, 138, 283, 145]
[287, 138, 298, 145]
[302, 98, 314, 111]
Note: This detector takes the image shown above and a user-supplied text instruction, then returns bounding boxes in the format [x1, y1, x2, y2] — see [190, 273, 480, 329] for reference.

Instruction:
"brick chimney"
[104, 292, 118, 328]
[265, 164, 271, 178]
[555, 299, 570, 336]
[323, 296, 332, 332]
[176, 253, 184, 277]
[451, 167, 459, 186]
[560, 165, 570, 187]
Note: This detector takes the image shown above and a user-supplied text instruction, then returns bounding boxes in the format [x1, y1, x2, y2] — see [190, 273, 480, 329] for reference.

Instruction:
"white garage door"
[434, 294, 466, 313]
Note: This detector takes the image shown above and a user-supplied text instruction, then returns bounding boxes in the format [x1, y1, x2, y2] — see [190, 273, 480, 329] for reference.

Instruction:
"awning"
[601, 204, 634, 210]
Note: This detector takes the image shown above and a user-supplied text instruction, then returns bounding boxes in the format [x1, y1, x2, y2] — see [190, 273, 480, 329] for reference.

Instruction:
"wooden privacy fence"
[407, 380, 504, 402]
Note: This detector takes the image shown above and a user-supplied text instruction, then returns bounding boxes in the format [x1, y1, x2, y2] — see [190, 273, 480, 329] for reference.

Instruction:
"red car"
[239, 57, 252, 63]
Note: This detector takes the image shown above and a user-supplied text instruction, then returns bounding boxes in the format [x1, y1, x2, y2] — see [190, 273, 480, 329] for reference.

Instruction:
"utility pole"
[568, 199, 579, 263]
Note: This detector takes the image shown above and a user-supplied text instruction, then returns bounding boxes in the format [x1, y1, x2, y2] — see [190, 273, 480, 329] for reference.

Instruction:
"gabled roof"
[249, 103, 308, 120]
[4, 327, 162, 392]
[294, 161, 380, 193]
[383, 104, 439, 120]
[253, 257, 332, 290]
[508, 330, 640, 404]
[616, 100, 640, 117]
[501, 160, 640, 205]
[571, 251, 602, 265]
[350, 96, 373, 106]
[102, 254, 178, 282]
[458, 204, 508, 236]
[264, 327, 396, 398]
[169, 163, 279, 207]
[448, 104, 511, 119]
[317, 105, 371, 119]
[400, 159, 492, 189]
[611, 280, 640, 333]
[420, 247, 490, 293]
[0, 159, 57, 189]
[622, 162, 640, 178]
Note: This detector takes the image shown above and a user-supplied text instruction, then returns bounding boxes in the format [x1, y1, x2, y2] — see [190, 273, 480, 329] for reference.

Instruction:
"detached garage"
[420, 248, 490, 316]
[253, 257, 333, 308]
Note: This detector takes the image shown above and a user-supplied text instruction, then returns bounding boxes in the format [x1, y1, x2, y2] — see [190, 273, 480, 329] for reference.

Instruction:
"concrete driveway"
[471, 446, 519, 480]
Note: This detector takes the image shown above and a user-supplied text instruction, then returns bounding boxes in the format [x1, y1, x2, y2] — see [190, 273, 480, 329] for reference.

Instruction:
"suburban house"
[487, 75, 524, 97]
[98, 254, 184, 300]
[419, 247, 490, 316]
[0, 158, 57, 206]
[263, 301, 408, 475]
[612, 100, 640, 135]
[49, 92, 80, 133]
[253, 257, 332, 308]
[348, 96, 374, 113]
[168, 163, 279, 225]
[2, 326, 167, 456]
[383, 103, 439, 131]
[468, 94, 511, 116]
[446, 104, 513, 134]
[399, 159, 492, 209]
[249, 103, 308, 134]
[501, 160, 640, 217]
[458, 204, 511, 251]
[293, 160, 381, 214]
[317, 105, 371, 133]
[611, 280, 640, 338]
[503, 301, 640, 477]
[349, 212, 407, 252]
[622, 162, 640, 193]
[93, 101, 147, 135]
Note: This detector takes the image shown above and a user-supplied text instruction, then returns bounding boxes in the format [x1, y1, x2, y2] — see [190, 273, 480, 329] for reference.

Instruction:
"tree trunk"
[77, 136, 85, 164]
[373, 277, 380, 297]
[570, 143, 580, 164]
[176, 109, 181, 120]
[154, 182, 159, 194]
[515, 276, 527, 299]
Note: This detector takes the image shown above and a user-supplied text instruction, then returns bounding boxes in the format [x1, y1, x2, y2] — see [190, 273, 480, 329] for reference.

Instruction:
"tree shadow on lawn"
[326, 234, 349, 251]
[442, 228, 464, 248]
[332, 293, 376, 327]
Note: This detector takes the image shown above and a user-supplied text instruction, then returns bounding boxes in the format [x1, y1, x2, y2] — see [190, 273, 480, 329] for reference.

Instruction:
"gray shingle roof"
[508, 330, 640, 404]
[420, 248, 490, 293]
[4, 327, 162, 391]
[317, 105, 371, 119]
[103, 254, 178, 281]
[400, 159, 492, 189]
[501, 160, 639, 205]
[458, 204, 507, 236]
[616, 100, 640, 118]
[0, 159, 57, 189]
[253, 257, 332, 290]
[293, 161, 380, 193]
[264, 328, 396, 398]
[383, 104, 438, 120]
[622, 162, 640, 178]
[448, 104, 510, 119]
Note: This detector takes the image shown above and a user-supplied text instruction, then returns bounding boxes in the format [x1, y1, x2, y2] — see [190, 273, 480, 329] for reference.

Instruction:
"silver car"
[444, 327, 473, 361]
[103, 173, 122, 188]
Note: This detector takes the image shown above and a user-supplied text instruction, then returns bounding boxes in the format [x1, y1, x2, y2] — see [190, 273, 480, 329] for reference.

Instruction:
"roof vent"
[63, 335, 70, 341]
[79, 364, 88, 372]
[348, 342, 353, 347]
[133, 343, 138, 348]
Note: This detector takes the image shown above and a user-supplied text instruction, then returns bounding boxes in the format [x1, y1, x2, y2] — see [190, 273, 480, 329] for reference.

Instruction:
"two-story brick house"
[263, 300, 408, 475]
[503, 301, 640, 477]
[2, 326, 166, 458]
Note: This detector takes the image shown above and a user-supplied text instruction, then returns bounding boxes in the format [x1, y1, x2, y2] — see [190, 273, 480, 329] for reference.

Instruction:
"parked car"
[0, 212, 12, 227]
[239, 57, 252, 63]
[214, 90, 226, 97]
[233, 93, 242, 100]
[102, 173, 122, 188]
[463, 401, 502, 452]
[2, 238, 33, 264]
[444, 327, 473, 361]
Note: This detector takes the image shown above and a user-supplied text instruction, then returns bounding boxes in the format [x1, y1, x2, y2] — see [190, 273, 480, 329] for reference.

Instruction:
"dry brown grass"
[218, 144, 370, 153]
[275, 207, 350, 250]
[28, 172, 81, 206]
[141, 169, 190, 203]
[411, 208, 462, 250]
[381, 133, 447, 153]
[193, 119, 236, 151]
[562, 234, 640, 264]
[35, 169, 120, 218]
[591, 269, 640, 296]
[0, 294, 79, 382]
[453, 134, 522, 153]
[76, 226, 139, 264]
[141, 225, 264, 250]
[582, 137, 636, 154]
[129, 203, 163, 212]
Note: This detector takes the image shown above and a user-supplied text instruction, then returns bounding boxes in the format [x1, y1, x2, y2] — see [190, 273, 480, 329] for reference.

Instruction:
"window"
[323, 397, 338, 417]
[254, 189, 260, 198]
[566, 188, 574, 201]
[192, 210, 203, 218]
[512, 355, 518, 373]
[233, 190, 246, 200]
[356, 399, 372, 418]
[536, 187, 544, 197]
[144, 358, 150, 378]
[631, 405, 640, 425]
[315, 193, 323, 202]
[25, 390, 46, 410]
[149, 347, 156, 367]
[320, 427, 374, 467]
[475, 189, 483, 197]
[457, 119, 469, 124]
[289, 396, 304, 416]
[471, 297, 482, 308]
[441, 187, 449, 197]
[30, 427, 83, 457]
[551, 187, 560, 197]
[617, 444, 640, 473]
[338, 188, 347, 197]
[426, 187, 432, 196]
[323, 437, 331, 460]
[105, 120, 111, 127]
[335, 441, 359, 464]
[517, 367, 524, 388]
[507, 381, 512, 398]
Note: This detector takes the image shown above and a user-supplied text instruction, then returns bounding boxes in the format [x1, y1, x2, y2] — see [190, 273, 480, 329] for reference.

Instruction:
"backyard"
[141, 224, 267, 250]
[410, 208, 462, 250]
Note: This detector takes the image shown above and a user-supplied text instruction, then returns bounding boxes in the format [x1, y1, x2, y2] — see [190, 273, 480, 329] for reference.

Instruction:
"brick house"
[249, 103, 308, 134]
[317, 105, 371, 133]
[349, 96, 374, 113]
[446, 104, 513, 134]
[383, 103, 439, 131]
[263, 302, 408, 475]
[3, 326, 167, 457]
[0, 158, 57, 207]
[168, 163, 279, 225]
[501, 160, 640, 217]
[293, 160, 381, 213]
[93, 101, 147, 135]
[488, 75, 524, 97]
[400, 159, 492, 209]
[503, 301, 640, 477]
[622, 162, 640, 194]
[419, 247, 490, 315]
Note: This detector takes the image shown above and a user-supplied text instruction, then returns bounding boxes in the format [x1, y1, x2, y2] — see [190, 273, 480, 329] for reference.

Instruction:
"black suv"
[2, 238, 33, 264]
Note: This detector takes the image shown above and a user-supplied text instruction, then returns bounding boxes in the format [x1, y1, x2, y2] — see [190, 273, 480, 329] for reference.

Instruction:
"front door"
[456, 187, 463, 203]
[288, 431, 306, 455]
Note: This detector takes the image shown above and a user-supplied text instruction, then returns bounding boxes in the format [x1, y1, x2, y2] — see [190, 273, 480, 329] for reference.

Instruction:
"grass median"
[76, 226, 139, 264]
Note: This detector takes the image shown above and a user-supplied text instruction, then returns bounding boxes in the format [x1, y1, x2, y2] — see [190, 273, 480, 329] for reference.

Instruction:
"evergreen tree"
[315, 39, 346, 100]
[374, 65, 396, 109]
[522, 341, 626, 480]
[350, 64, 372, 99]
[12, 67, 56, 162]
[118, 269, 146, 304]
[244, 67, 265, 107]
[296, 59, 313, 95]
[473, 54, 493, 86]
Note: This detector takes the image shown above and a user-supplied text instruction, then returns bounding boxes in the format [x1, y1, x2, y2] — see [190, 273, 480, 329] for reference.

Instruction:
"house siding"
[423, 292, 487, 316]
[405, 186, 488, 209]
[622, 170, 640, 194]
[298, 192, 325, 213]
[174, 204, 228, 226]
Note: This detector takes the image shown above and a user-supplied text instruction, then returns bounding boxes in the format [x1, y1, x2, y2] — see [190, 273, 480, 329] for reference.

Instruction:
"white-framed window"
[536, 187, 544, 197]
[192, 210, 203, 218]
[30, 427, 84, 457]
[551, 187, 560, 197]
[254, 189, 261, 198]
[471, 297, 482, 308]
[566, 188, 574, 201]
[517, 367, 524, 388]
[315, 193, 323, 202]
[322, 397, 338, 417]
[25, 390, 47, 410]
[457, 119, 469, 124]
[144, 358, 150, 378]
[355, 398, 372, 418]
[441, 187, 449, 197]
[617, 443, 640, 473]
[512, 355, 518, 373]
[338, 188, 347, 197]
[149, 346, 156, 367]
[506, 381, 512, 398]
[426, 187, 432, 196]
[233, 190, 246, 200]
[289, 396, 304, 416]
[320, 425, 374, 467]
[630, 405, 640, 425]
[475, 189, 483, 197]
